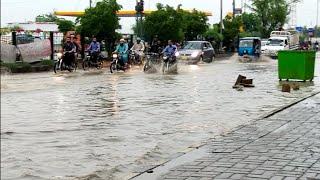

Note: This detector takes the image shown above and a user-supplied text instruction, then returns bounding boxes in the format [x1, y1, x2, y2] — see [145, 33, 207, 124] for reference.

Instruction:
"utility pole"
[233, 0, 235, 18]
[317, 0, 319, 37]
[90, 0, 92, 8]
[220, 0, 223, 51]
[135, 0, 144, 38]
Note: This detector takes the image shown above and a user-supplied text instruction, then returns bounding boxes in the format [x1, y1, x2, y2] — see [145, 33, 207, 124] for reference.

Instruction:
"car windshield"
[268, 39, 284, 46]
[239, 40, 253, 47]
[183, 42, 202, 50]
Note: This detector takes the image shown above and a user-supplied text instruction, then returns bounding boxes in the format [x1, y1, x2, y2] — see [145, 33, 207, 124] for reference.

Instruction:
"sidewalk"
[135, 93, 320, 180]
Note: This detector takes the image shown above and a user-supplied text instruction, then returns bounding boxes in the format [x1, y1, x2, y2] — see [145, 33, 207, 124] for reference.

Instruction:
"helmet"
[120, 39, 125, 43]
[137, 37, 141, 41]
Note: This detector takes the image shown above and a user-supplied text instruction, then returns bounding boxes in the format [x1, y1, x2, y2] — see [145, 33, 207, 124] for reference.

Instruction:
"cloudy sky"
[1, 0, 319, 33]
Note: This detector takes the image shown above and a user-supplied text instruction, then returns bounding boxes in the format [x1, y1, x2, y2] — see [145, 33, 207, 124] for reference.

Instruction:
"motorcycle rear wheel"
[82, 60, 89, 71]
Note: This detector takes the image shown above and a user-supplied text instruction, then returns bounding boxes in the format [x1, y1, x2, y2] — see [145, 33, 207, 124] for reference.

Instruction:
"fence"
[0, 31, 65, 63]
[1, 31, 113, 63]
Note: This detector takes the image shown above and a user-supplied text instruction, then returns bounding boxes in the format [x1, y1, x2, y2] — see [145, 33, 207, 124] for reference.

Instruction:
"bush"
[1, 62, 32, 73]
[41, 60, 55, 67]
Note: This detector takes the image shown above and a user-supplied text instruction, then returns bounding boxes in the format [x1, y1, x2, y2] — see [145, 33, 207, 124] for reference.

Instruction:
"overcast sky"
[1, 0, 319, 32]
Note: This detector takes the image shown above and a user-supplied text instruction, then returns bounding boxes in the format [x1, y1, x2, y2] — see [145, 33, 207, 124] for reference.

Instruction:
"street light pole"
[317, 0, 319, 37]
[233, 0, 235, 18]
[90, 0, 92, 8]
[220, 0, 223, 51]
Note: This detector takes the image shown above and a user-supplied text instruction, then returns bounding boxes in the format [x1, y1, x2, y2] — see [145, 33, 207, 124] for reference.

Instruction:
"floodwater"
[1, 54, 320, 180]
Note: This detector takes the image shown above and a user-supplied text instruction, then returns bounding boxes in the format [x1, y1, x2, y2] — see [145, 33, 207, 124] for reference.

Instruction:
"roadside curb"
[130, 91, 320, 179]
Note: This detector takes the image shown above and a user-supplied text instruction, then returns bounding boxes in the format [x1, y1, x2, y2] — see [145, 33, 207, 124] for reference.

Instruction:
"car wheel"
[210, 56, 214, 62]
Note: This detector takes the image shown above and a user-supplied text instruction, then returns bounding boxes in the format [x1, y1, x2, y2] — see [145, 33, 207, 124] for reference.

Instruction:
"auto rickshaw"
[238, 37, 261, 62]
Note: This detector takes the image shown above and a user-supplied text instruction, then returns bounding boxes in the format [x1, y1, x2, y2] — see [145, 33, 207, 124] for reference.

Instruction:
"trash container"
[278, 50, 316, 81]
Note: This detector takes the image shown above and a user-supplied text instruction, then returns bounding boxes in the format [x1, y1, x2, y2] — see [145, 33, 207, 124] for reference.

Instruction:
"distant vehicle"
[264, 31, 299, 58]
[264, 37, 289, 58]
[238, 37, 261, 62]
[176, 41, 215, 64]
[16, 34, 34, 44]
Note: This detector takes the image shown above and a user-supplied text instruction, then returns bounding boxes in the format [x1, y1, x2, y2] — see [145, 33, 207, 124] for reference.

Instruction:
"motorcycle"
[53, 52, 77, 73]
[110, 52, 129, 73]
[162, 54, 177, 74]
[143, 52, 160, 73]
[129, 50, 143, 65]
[82, 51, 104, 70]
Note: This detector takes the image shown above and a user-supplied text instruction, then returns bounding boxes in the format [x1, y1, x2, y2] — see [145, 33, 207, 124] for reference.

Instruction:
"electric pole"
[135, 0, 144, 38]
[90, 0, 92, 8]
[233, 0, 235, 18]
[317, 0, 319, 37]
[220, 0, 223, 51]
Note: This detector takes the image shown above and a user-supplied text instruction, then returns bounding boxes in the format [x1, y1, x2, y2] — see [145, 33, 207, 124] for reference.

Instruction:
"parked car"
[16, 34, 34, 44]
[176, 41, 215, 64]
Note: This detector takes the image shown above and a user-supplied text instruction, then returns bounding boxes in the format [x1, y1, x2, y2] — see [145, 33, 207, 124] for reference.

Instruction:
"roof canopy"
[54, 10, 212, 17]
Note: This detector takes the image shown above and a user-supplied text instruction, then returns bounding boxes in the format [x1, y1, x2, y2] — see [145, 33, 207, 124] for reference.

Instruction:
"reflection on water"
[1, 54, 320, 180]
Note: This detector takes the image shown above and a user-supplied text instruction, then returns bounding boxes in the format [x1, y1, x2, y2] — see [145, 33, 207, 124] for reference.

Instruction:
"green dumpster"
[278, 50, 316, 81]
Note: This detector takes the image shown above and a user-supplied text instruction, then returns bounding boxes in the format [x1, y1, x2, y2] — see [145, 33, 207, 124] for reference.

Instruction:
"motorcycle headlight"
[112, 54, 118, 58]
[175, 52, 180, 57]
[163, 56, 168, 60]
[191, 52, 199, 58]
[57, 53, 63, 59]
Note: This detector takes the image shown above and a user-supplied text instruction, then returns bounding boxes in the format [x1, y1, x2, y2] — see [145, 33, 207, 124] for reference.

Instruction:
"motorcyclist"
[87, 37, 101, 63]
[62, 37, 76, 67]
[130, 37, 145, 63]
[162, 40, 177, 57]
[71, 35, 81, 59]
[150, 40, 162, 54]
[114, 39, 129, 66]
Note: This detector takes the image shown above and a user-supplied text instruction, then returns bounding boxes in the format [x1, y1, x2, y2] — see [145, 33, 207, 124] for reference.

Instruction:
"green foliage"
[57, 19, 75, 34]
[249, 0, 290, 38]
[141, 4, 209, 42]
[204, 24, 223, 50]
[35, 13, 60, 22]
[41, 60, 55, 67]
[143, 4, 184, 42]
[222, 15, 242, 49]
[77, 0, 122, 41]
[239, 31, 261, 38]
[179, 9, 209, 40]
[10, 25, 23, 32]
[1, 62, 32, 73]
[0, 28, 11, 35]
[241, 13, 260, 33]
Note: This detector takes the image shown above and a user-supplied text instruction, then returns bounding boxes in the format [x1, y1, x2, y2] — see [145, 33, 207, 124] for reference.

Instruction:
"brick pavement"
[158, 94, 320, 180]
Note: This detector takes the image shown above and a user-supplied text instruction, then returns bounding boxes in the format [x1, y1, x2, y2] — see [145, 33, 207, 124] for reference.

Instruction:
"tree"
[36, 13, 60, 22]
[249, 0, 291, 38]
[140, 4, 209, 42]
[241, 13, 260, 34]
[222, 15, 243, 51]
[179, 9, 209, 41]
[77, 0, 122, 52]
[57, 20, 75, 34]
[77, 0, 121, 40]
[143, 4, 184, 42]
[204, 24, 223, 50]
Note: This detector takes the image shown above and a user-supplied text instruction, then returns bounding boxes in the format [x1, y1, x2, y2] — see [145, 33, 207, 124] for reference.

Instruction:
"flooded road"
[1, 55, 320, 180]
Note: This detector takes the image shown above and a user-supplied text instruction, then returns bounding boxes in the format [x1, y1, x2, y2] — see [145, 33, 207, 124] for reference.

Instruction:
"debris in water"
[282, 84, 291, 93]
[233, 75, 255, 89]
[292, 83, 300, 91]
